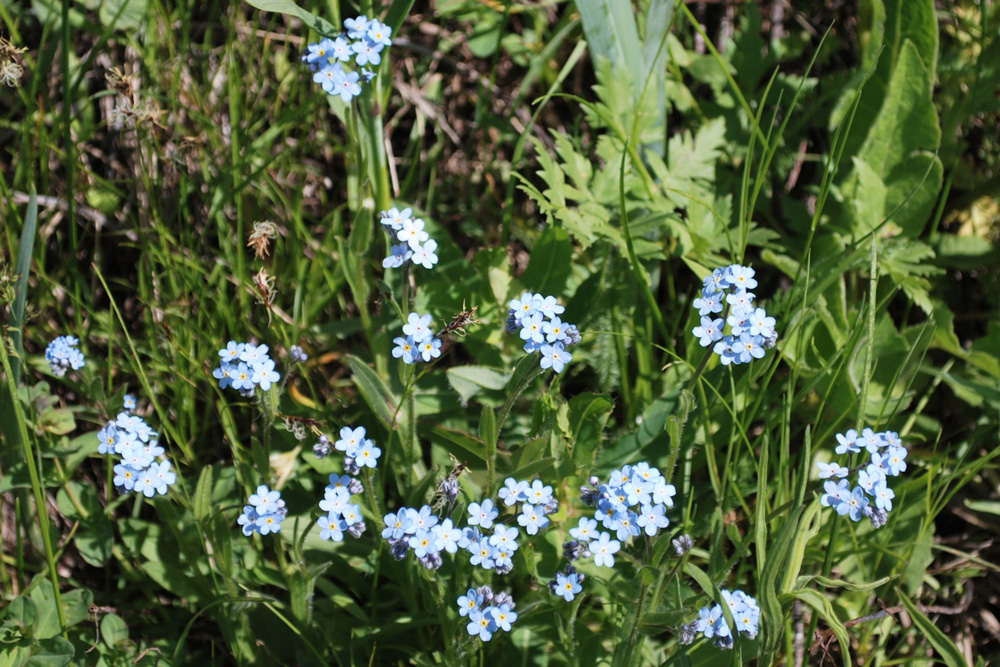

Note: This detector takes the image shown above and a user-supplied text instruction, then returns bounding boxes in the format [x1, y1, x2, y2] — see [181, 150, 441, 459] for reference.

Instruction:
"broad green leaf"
[577, 0, 643, 79]
[430, 426, 486, 463]
[100, 614, 129, 648]
[27, 583, 61, 640]
[473, 247, 511, 310]
[347, 354, 399, 429]
[37, 407, 75, 435]
[244, 0, 340, 37]
[898, 590, 967, 667]
[851, 40, 942, 238]
[565, 393, 613, 467]
[26, 637, 74, 667]
[505, 354, 541, 398]
[4, 597, 38, 633]
[446, 366, 509, 404]
[74, 520, 114, 567]
[510, 456, 556, 481]
[933, 234, 999, 270]
[99, 0, 148, 31]
[519, 225, 573, 298]
[850, 158, 887, 235]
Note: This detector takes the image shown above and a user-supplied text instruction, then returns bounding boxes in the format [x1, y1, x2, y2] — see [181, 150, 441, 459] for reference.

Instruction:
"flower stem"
[622, 576, 648, 666]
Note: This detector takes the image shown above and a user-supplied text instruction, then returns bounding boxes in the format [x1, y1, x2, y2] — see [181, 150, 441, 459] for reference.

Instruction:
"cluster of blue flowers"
[380, 207, 439, 270]
[100, 395, 177, 498]
[213, 341, 281, 396]
[691, 265, 777, 366]
[316, 474, 367, 542]
[818, 427, 908, 529]
[505, 292, 580, 373]
[238, 485, 288, 536]
[571, 462, 676, 569]
[499, 477, 558, 536]
[549, 565, 585, 602]
[45, 335, 85, 377]
[681, 589, 761, 649]
[302, 15, 392, 102]
[458, 586, 518, 642]
[381, 505, 461, 570]
[380, 476, 557, 574]
[392, 313, 442, 364]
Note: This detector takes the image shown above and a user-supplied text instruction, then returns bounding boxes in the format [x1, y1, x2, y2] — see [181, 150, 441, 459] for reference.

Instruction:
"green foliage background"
[1, 0, 999, 665]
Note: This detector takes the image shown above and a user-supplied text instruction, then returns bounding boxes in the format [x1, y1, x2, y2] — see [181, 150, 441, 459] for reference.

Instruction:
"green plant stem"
[622, 576, 648, 666]
[0, 337, 67, 635]
[496, 365, 546, 435]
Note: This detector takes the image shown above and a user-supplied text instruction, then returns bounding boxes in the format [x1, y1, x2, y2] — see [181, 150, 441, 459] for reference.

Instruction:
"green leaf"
[480, 406, 497, 459]
[446, 366, 509, 404]
[10, 191, 37, 387]
[430, 426, 486, 463]
[785, 590, 850, 666]
[519, 226, 573, 297]
[505, 354, 541, 398]
[347, 354, 400, 430]
[898, 590, 967, 667]
[4, 597, 38, 634]
[510, 456, 556, 482]
[98, 0, 148, 30]
[800, 574, 894, 591]
[59, 589, 93, 628]
[473, 247, 512, 310]
[194, 466, 213, 523]
[577, 0, 643, 78]
[37, 407, 76, 436]
[964, 499, 1000, 516]
[99, 614, 129, 649]
[25, 637, 74, 667]
[244, 0, 339, 36]
[565, 393, 613, 467]
[757, 505, 804, 664]
[851, 40, 942, 237]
